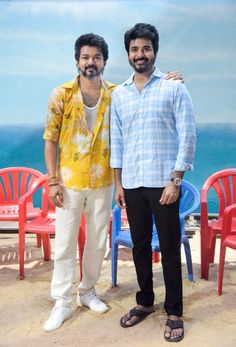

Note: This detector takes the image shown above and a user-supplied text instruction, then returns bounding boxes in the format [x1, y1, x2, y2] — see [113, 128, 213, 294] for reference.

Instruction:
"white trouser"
[51, 186, 112, 308]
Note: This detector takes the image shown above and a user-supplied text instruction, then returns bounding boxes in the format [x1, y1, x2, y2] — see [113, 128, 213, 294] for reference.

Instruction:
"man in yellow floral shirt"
[43, 33, 116, 332]
[43, 32, 183, 332]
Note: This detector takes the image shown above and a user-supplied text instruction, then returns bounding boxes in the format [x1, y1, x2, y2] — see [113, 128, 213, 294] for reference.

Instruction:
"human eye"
[95, 55, 102, 61]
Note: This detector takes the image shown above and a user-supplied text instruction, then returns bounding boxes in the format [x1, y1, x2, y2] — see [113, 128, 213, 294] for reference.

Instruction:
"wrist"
[170, 177, 182, 187]
[48, 182, 59, 187]
[47, 175, 59, 186]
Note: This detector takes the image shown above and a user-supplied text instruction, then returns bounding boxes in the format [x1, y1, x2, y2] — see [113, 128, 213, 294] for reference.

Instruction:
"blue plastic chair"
[111, 180, 200, 286]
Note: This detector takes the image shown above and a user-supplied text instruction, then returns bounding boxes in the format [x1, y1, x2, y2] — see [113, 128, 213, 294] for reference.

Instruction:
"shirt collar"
[123, 67, 162, 86]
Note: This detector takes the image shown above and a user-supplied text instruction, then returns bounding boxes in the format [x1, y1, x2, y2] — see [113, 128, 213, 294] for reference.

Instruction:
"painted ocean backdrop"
[1, 123, 236, 213]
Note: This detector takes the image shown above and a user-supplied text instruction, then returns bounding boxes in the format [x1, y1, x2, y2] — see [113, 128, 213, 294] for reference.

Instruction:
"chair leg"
[19, 231, 25, 280]
[111, 243, 119, 287]
[209, 235, 217, 263]
[152, 251, 160, 263]
[201, 242, 211, 280]
[42, 234, 51, 261]
[201, 258, 210, 280]
[78, 225, 86, 281]
[218, 244, 226, 296]
[183, 241, 194, 282]
[36, 234, 42, 248]
[109, 219, 112, 249]
[204, 255, 211, 280]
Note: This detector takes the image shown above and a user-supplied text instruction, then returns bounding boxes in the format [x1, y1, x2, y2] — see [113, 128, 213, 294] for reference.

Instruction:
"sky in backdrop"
[0, 0, 235, 125]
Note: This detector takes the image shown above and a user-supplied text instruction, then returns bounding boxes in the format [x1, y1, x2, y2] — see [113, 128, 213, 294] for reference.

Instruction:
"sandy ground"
[0, 230, 236, 347]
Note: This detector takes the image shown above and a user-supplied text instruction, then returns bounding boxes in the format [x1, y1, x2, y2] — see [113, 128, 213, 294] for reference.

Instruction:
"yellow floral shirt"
[43, 77, 116, 191]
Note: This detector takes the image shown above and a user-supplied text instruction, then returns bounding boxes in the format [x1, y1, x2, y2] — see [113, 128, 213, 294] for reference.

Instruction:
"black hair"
[124, 23, 159, 55]
[74, 33, 109, 62]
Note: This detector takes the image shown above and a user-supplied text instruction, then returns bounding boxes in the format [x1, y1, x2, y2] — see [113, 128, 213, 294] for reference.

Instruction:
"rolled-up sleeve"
[43, 87, 64, 143]
[110, 93, 123, 168]
[173, 83, 196, 171]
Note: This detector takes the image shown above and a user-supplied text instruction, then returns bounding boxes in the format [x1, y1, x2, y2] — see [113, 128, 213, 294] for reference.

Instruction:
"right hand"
[48, 184, 64, 208]
[114, 185, 127, 209]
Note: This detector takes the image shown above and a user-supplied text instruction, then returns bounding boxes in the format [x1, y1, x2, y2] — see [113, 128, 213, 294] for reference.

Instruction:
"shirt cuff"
[110, 157, 122, 169]
[43, 130, 59, 143]
[174, 162, 194, 171]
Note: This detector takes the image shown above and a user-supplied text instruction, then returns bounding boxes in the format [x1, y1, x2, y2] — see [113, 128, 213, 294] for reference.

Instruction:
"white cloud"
[4, 0, 120, 18]
[188, 72, 236, 81]
[160, 48, 236, 65]
[0, 31, 70, 43]
[4, 1, 236, 23]
[0, 57, 73, 76]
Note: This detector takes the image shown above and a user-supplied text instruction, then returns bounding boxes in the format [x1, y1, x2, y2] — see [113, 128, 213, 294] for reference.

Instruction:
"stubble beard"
[129, 56, 155, 73]
[80, 66, 104, 80]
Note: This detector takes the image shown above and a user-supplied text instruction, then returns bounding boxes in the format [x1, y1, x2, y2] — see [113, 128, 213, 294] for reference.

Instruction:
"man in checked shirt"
[110, 23, 196, 343]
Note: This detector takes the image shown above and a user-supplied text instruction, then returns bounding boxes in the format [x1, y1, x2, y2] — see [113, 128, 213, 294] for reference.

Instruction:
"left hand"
[159, 182, 180, 205]
[165, 71, 184, 83]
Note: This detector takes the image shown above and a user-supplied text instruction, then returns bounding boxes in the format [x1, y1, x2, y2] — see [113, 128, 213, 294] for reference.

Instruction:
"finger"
[115, 196, 122, 208]
[56, 197, 64, 207]
[165, 71, 170, 79]
[159, 190, 165, 204]
[58, 190, 64, 205]
[50, 196, 58, 207]
[53, 193, 63, 208]
[165, 71, 178, 79]
[165, 196, 173, 204]
[166, 194, 178, 204]
[120, 195, 127, 209]
[160, 191, 167, 205]
[58, 190, 64, 204]
[173, 75, 184, 81]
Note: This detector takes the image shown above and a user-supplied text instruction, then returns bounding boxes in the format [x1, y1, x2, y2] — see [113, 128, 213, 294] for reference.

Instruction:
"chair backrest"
[0, 167, 43, 204]
[113, 180, 200, 236]
[180, 180, 200, 218]
[201, 168, 236, 218]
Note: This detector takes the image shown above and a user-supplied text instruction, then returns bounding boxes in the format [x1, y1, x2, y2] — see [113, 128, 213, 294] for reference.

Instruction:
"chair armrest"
[221, 203, 236, 240]
[19, 175, 48, 225]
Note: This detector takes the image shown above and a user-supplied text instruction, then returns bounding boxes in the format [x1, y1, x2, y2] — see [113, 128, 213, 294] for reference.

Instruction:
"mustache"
[134, 57, 148, 63]
[85, 65, 97, 71]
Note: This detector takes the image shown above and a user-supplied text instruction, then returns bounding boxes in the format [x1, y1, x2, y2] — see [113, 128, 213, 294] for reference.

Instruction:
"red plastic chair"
[18, 175, 86, 280]
[218, 203, 236, 295]
[0, 167, 44, 248]
[201, 168, 236, 279]
[0, 166, 43, 221]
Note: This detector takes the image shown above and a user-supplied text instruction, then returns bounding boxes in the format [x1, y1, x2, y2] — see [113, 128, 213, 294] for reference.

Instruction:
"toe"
[164, 325, 171, 338]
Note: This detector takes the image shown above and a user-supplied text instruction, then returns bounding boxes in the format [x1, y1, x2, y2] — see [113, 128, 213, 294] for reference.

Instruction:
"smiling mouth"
[134, 58, 148, 64]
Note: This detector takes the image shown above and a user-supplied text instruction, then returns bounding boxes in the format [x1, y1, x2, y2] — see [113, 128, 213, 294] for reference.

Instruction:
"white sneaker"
[44, 306, 72, 332]
[77, 292, 109, 313]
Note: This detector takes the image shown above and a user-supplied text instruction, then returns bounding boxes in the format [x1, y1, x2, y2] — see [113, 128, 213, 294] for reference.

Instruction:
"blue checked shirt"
[110, 68, 196, 189]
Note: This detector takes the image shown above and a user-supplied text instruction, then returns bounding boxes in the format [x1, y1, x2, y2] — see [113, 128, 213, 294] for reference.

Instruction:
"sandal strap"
[129, 308, 151, 318]
[166, 319, 183, 330]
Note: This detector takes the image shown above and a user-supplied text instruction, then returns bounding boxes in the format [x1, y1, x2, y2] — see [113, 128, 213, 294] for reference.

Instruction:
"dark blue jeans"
[124, 187, 183, 317]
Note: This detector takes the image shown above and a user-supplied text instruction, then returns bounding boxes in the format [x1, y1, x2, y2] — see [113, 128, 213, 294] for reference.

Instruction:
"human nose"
[87, 57, 95, 65]
[136, 49, 145, 58]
